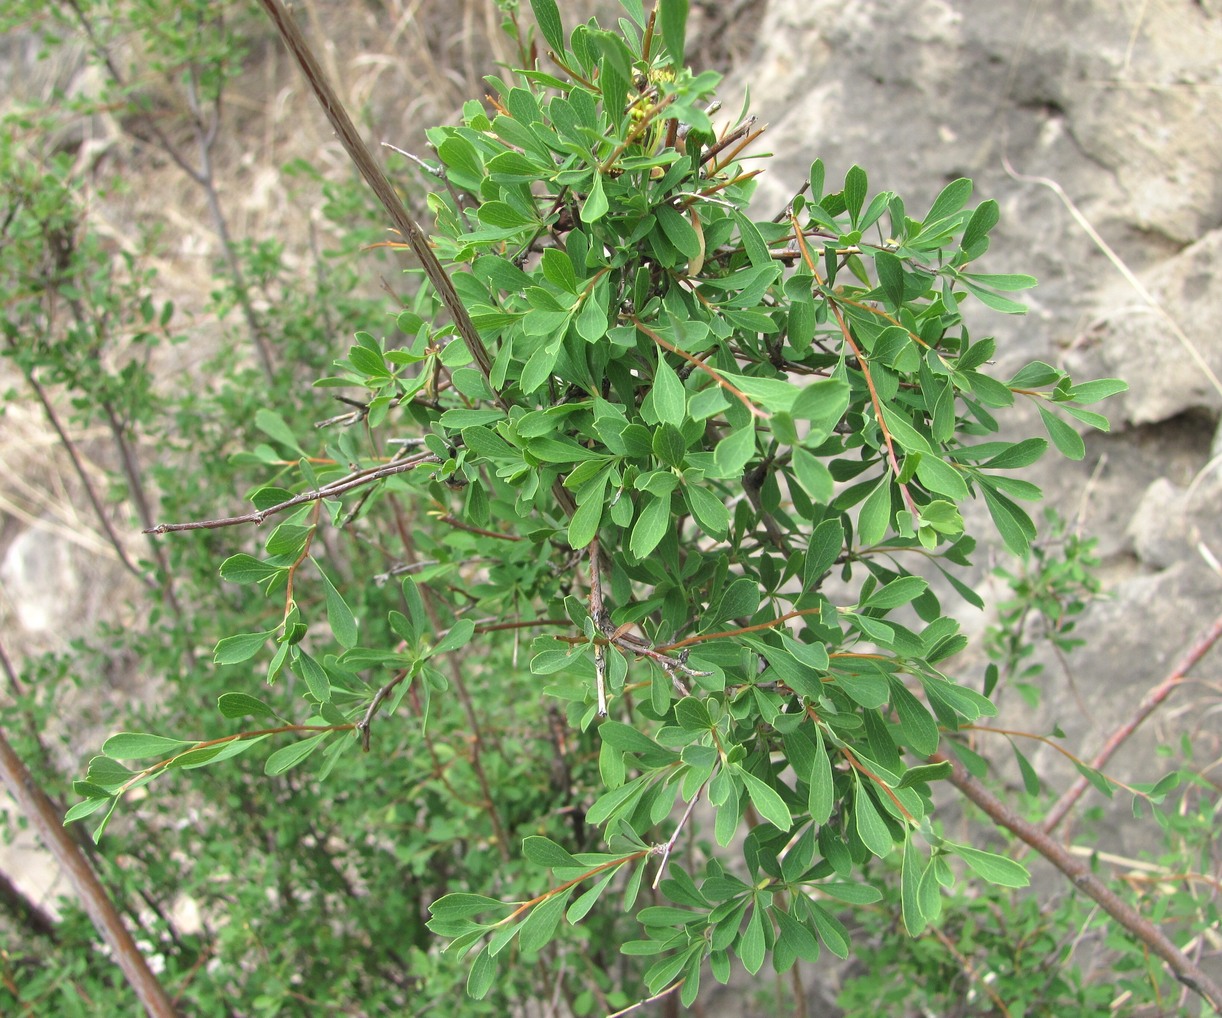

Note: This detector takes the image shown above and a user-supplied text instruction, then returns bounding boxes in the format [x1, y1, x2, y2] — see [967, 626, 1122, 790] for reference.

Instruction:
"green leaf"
[102, 732, 195, 760]
[844, 165, 867, 226]
[952, 843, 1031, 888]
[630, 492, 670, 559]
[853, 780, 894, 858]
[773, 906, 820, 964]
[735, 765, 792, 831]
[254, 408, 302, 452]
[314, 561, 358, 648]
[658, 0, 688, 65]
[567, 868, 619, 923]
[738, 902, 766, 975]
[875, 251, 904, 308]
[219, 554, 282, 584]
[294, 652, 331, 703]
[217, 692, 277, 720]
[1066, 377, 1128, 404]
[712, 424, 755, 477]
[808, 729, 834, 825]
[960, 199, 999, 256]
[264, 733, 329, 776]
[901, 836, 928, 936]
[434, 618, 476, 657]
[805, 518, 844, 590]
[652, 353, 686, 427]
[888, 679, 939, 756]
[214, 629, 277, 665]
[915, 455, 969, 499]
[656, 204, 701, 259]
[684, 480, 729, 538]
[568, 473, 607, 549]
[1038, 405, 1085, 460]
[523, 836, 580, 869]
[857, 474, 892, 547]
[925, 177, 972, 225]
[980, 484, 1035, 557]
[674, 696, 712, 732]
[581, 173, 609, 223]
[467, 946, 496, 1000]
[896, 761, 952, 788]
[518, 891, 569, 955]
[861, 575, 928, 611]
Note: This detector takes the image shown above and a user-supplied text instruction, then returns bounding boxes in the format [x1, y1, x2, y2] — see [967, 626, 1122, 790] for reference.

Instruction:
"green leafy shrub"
[61, 0, 1135, 1002]
[15, 1, 1219, 1015]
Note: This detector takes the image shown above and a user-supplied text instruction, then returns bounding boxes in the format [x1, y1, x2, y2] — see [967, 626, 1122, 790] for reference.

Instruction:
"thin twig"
[144, 452, 439, 533]
[1002, 158, 1222, 404]
[631, 315, 768, 419]
[589, 536, 609, 717]
[1042, 610, 1222, 834]
[652, 785, 703, 890]
[935, 750, 1222, 1011]
[606, 979, 684, 1017]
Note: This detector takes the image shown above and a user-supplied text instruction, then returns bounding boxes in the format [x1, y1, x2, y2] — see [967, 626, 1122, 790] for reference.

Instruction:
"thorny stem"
[932, 750, 1222, 1012]
[1042, 610, 1222, 835]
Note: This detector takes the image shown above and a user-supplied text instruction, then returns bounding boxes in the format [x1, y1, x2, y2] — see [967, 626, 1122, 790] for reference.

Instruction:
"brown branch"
[144, 451, 439, 533]
[934, 750, 1222, 1012]
[255, 0, 502, 404]
[0, 729, 179, 1018]
[1042, 610, 1222, 835]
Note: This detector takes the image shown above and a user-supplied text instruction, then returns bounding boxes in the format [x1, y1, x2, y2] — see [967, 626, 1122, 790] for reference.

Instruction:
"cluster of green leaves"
[25, 0, 1211, 1014]
[64, 0, 1136, 1002]
[3, 2, 576, 1013]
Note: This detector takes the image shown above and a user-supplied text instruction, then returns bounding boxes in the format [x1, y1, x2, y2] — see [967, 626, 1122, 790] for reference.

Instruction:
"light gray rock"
[1067, 228, 1222, 425]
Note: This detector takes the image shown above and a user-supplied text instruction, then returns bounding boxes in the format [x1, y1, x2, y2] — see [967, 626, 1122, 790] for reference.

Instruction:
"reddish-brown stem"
[843, 746, 915, 822]
[656, 606, 824, 652]
[1043, 610, 1222, 834]
[498, 850, 651, 926]
[933, 750, 1222, 1011]
[113, 725, 352, 798]
[282, 500, 321, 620]
[961, 724, 1138, 792]
[0, 729, 179, 1018]
[631, 316, 769, 420]
[790, 216, 918, 524]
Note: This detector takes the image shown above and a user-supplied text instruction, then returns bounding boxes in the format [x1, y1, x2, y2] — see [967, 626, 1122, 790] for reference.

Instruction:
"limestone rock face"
[730, 0, 1222, 827]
